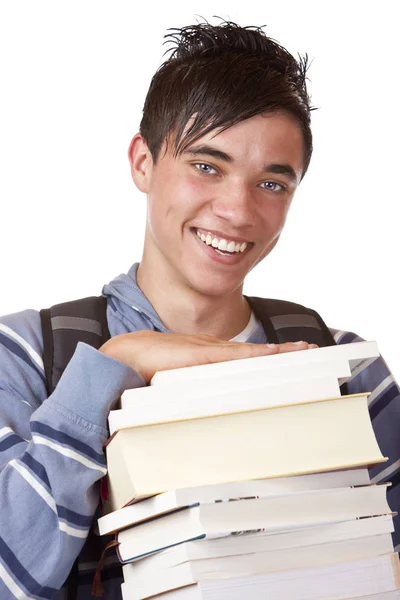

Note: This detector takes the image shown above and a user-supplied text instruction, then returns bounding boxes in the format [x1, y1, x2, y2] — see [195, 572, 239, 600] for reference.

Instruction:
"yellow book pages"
[106, 393, 386, 510]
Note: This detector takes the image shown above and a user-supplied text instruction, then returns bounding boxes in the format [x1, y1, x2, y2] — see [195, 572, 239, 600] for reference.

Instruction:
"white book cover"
[149, 340, 379, 386]
[122, 533, 394, 581]
[120, 553, 400, 600]
[120, 358, 352, 409]
[116, 484, 391, 562]
[98, 468, 371, 535]
[110, 376, 341, 433]
[120, 514, 394, 571]
[138, 588, 400, 600]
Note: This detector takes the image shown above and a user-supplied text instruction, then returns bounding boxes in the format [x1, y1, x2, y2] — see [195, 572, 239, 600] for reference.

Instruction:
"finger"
[275, 341, 310, 353]
[204, 341, 281, 364]
[222, 340, 309, 354]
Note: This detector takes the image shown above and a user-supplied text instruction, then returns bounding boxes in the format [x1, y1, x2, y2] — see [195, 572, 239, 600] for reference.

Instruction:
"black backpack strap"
[40, 295, 110, 395]
[245, 296, 336, 347]
[39, 295, 110, 600]
[245, 295, 348, 396]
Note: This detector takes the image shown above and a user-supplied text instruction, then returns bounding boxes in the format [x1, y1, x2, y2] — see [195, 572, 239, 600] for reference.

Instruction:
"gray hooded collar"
[102, 262, 169, 333]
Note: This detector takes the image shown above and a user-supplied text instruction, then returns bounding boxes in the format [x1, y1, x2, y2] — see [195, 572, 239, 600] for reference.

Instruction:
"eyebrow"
[184, 144, 299, 183]
[265, 163, 298, 184]
[184, 144, 233, 163]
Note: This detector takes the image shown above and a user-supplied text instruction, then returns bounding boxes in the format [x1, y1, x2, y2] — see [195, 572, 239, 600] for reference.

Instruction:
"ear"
[128, 133, 153, 193]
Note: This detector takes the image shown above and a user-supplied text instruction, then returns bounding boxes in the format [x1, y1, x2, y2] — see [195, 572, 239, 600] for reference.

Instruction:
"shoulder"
[0, 308, 44, 359]
[0, 308, 46, 404]
[328, 328, 366, 345]
[330, 327, 398, 405]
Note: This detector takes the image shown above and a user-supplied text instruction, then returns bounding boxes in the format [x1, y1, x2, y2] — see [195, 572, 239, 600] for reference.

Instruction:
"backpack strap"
[245, 296, 347, 395]
[40, 295, 110, 395]
[245, 296, 336, 347]
[39, 295, 110, 600]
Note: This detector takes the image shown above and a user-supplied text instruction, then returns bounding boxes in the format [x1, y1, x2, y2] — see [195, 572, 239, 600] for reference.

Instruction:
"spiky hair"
[140, 19, 314, 176]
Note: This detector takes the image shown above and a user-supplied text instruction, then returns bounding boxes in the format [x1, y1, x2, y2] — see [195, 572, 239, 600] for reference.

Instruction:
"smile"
[195, 229, 248, 254]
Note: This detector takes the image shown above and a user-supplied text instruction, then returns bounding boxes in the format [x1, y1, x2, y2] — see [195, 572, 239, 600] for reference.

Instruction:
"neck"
[136, 261, 251, 341]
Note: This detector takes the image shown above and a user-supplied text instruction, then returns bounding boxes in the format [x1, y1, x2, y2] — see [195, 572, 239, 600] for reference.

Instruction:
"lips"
[192, 228, 252, 265]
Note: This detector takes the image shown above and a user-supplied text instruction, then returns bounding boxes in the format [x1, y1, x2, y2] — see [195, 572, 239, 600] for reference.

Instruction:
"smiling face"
[130, 112, 305, 299]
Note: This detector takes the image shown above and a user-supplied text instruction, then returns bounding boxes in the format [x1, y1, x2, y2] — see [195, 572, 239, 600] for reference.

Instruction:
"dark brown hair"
[140, 19, 314, 177]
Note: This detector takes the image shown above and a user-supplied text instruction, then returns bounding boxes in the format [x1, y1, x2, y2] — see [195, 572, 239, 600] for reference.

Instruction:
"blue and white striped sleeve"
[0, 309, 144, 599]
[331, 328, 400, 551]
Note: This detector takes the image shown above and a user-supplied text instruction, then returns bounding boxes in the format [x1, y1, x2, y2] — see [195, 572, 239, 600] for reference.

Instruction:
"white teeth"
[217, 239, 228, 251]
[195, 230, 248, 254]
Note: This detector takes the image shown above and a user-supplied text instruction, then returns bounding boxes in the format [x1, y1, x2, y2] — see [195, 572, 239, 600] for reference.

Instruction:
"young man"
[0, 20, 398, 600]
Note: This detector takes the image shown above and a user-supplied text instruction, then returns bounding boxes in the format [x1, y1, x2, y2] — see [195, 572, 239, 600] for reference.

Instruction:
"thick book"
[115, 484, 391, 562]
[98, 468, 371, 535]
[120, 553, 400, 600]
[105, 392, 386, 508]
[120, 514, 394, 569]
[122, 533, 394, 581]
[149, 340, 379, 386]
[110, 376, 342, 434]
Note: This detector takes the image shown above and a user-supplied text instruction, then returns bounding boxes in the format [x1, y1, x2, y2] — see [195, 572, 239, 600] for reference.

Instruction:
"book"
[149, 340, 379, 386]
[110, 376, 342, 434]
[120, 553, 400, 600]
[98, 468, 371, 535]
[103, 338, 396, 600]
[120, 514, 394, 570]
[105, 392, 386, 508]
[126, 591, 400, 600]
[115, 484, 391, 562]
[119, 357, 352, 411]
[122, 533, 394, 581]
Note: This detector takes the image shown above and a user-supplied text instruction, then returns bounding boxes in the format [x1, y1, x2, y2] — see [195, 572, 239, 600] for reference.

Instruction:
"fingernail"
[294, 341, 306, 345]
[267, 343, 276, 348]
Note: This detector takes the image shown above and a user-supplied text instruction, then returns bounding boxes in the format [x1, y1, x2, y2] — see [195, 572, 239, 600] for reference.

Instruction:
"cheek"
[177, 174, 212, 210]
[259, 200, 291, 234]
[146, 174, 209, 239]
[160, 177, 210, 218]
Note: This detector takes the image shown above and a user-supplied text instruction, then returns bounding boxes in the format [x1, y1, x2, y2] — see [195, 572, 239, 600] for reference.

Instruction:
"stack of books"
[98, 341, 399, 600]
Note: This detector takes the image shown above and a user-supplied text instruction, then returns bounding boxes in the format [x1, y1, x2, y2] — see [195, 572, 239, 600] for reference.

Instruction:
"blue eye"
[261, 181, 285, 192]
[195, 163, 216, 174]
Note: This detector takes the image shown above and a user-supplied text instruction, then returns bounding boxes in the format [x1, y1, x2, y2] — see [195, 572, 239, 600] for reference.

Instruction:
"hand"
[100, 331, 318, 384]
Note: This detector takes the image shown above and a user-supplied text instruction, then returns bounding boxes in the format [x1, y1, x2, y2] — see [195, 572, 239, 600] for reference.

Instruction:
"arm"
[0, 309, 144, 598]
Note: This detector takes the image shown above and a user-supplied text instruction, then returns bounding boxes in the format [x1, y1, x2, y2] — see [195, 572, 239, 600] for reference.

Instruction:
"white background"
[0, 1, 398, 379]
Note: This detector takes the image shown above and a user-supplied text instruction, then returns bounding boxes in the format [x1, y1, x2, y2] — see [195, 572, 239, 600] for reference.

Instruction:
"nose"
[211, 180, 257, 228]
